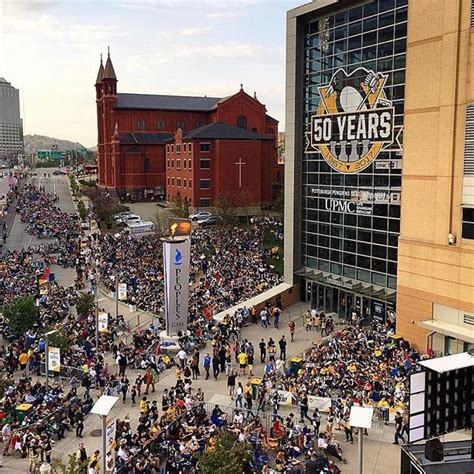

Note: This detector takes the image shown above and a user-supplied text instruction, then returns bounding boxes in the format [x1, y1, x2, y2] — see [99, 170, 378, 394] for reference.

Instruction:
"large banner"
[48, 347, 61, 372]
[98, 312, 108, 332]
[106, 417, 117, 452]
[163, 239, 191, 336]
[118, 283, 127, 301]
[308, 396, 332, 412]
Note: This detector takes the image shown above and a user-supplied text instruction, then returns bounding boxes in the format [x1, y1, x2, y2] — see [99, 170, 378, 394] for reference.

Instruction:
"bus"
[127, 220, 155, 234]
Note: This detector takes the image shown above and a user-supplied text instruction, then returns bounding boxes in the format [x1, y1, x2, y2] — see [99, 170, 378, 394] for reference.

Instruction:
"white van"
[127, 220, 154, 234]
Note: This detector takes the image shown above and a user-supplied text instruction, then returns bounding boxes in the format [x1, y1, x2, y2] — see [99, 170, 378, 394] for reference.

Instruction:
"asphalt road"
[3, 168, 77, 289]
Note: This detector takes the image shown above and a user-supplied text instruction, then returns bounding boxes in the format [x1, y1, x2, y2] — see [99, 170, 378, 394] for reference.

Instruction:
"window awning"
[418, 319, 474, 344]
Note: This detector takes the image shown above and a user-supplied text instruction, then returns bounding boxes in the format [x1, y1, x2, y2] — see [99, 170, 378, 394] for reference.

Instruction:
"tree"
[215, 192, 238, 224]
[0, 372, 12, 398]
[76, 292, 94, 317]
[77, 200, 88, 221]
[197, 431, 253, 474]
[83, 187, 120, 227]
[170, 192, 190, 218]
[51, 454, 87, 474]
[278, 142, 285, 163]
[4, 295, 37, 337]
[238, 190, 254, 226]
[47, 327, 72, 351]
[271, 184, 284, 219]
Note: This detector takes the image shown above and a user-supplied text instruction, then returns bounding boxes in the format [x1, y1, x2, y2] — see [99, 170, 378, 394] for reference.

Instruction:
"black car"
[52, 170, 67, 175]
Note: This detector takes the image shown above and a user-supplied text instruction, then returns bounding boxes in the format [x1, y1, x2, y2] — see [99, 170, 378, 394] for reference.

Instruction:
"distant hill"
[24, 134, 90, 155]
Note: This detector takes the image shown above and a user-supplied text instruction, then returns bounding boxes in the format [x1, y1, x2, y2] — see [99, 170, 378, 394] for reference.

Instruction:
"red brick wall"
[214, 140, 262, 205]
[97, 86, 281, 197]
[215, 91, 267, 133]
[166, 139, 196, 204]
[114, 109, 208, 134]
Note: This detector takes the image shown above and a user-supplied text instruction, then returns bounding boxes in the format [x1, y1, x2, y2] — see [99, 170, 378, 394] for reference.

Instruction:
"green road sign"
[37, 151, 51, 159]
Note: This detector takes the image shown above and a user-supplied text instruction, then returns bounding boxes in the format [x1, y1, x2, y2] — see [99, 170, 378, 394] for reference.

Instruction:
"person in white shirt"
[177, 349, 187, 369]
[317, 433, 328, 450]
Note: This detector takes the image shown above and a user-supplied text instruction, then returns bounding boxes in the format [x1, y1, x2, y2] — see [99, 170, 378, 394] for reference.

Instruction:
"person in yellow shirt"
[238, 351, 248, 376]
[139, 396, 149, 414]
[378, 397, 390, 424]
[19, 352, 29, 372]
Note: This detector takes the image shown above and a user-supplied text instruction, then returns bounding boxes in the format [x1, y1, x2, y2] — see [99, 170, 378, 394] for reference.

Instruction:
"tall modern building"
[285, 0, 406, 324]
[0, 78, 23, 161]
[396, 0, 474, 353]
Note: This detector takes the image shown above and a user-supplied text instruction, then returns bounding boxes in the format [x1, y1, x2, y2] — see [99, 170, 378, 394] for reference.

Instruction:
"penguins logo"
[306, 67, 394, 173]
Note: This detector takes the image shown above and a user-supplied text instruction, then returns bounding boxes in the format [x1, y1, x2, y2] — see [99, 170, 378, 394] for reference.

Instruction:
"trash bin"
[15, 403, 33, 423]
[290, 356, 303, 375]
[388, 334, 402, 348]
[251, 378, 262, 400]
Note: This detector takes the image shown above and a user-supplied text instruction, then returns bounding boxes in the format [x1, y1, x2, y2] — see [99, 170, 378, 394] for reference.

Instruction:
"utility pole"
[95, 301, 99, 352]
[115, 275, 119, 320]
[45, 334, 49, 389]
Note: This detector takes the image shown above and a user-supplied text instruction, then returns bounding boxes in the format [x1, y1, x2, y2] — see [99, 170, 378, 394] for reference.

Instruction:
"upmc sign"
[163, 239, 191, 336]
[306, 67, 394, 173]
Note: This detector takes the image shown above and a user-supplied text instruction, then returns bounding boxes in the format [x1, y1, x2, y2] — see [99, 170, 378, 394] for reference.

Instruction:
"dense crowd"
[0, 180, 420, 473]
[96, 224, 283, 319]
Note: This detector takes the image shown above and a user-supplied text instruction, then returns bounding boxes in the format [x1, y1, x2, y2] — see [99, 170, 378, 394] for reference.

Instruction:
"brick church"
[95, 52, 282, 207]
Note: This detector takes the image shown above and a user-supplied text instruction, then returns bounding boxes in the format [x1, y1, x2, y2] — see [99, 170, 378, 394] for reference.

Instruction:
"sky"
[0, 0, 303, 147]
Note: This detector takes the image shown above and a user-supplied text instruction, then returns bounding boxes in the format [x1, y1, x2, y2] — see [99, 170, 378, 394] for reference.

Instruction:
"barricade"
[38, 362, 86, 382]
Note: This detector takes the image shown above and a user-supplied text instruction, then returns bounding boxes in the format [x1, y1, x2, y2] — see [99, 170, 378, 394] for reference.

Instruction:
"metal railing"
[38, 362, 86, 381]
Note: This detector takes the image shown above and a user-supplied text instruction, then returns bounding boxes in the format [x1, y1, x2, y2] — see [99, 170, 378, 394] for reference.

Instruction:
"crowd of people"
[0, 177, 422, 473]
[96, 223, 282, 319]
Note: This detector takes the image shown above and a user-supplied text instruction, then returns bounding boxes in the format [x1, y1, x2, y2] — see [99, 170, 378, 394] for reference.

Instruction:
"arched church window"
[237, 115, 247, 129]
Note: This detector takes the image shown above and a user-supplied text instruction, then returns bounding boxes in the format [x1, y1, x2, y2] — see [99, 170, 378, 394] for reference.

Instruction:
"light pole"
[95, 298, 106, 353]
[44, 329, 59, 390]
[349, 406, 374, 474]
[91, 395, 119, 474]
[115, 275, 119, 320]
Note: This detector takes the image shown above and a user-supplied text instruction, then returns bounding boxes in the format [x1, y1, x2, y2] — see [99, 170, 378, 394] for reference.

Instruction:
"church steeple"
[95, 54, 104, 85]
[103, 46, 117, 81]
[95, 54, 105, 100]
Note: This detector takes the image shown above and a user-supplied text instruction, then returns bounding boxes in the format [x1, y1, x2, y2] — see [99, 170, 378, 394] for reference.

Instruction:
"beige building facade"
[397, 0, 474, 353]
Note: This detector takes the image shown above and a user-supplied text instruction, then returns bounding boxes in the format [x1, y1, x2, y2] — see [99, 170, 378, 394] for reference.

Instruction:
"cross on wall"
[234, 157, 246, 188]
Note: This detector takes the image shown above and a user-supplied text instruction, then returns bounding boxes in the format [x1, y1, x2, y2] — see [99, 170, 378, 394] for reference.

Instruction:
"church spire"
[103, 46, 117, 80]
[95, 54, 104, 85]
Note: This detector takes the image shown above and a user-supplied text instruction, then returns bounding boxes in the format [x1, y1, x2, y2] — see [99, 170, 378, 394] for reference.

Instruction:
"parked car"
[199, 215, 222, 227]
[52, 169, 67, 175]
[117, 214, 142, 225]
[114, 211, 135, 221]
[189, 211, 213, 222]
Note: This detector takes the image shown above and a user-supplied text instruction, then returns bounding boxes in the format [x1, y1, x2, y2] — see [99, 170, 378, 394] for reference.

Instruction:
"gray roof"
[116, 93, 221, 111]
[182, 122, 274, 140]
[119, 132, 173, 145]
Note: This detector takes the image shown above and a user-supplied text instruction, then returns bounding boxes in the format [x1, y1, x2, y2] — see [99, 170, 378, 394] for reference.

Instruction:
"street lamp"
[95, 298, 106, 352]
[91, 395, 119, 474]
[349, 406, 374, 474]
[44, 328, 59, 390]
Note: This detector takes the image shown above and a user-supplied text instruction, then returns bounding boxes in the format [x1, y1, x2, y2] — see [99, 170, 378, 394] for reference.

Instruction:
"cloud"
[2, 0, 60, 16]
[178, 26, 211, 36]
[179, 42, 260, 58]
[206, 11, 243, 20]
[114, 0, 260, 12]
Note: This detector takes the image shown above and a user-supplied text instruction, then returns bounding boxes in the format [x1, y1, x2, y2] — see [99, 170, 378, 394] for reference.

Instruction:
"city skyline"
[0, 0, 302, 147]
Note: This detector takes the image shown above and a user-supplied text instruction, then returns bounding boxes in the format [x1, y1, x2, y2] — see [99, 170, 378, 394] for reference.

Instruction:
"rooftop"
[115, 93, 221, 111]
[119, 132, 173, 145]
[181, 122, 274, 140]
